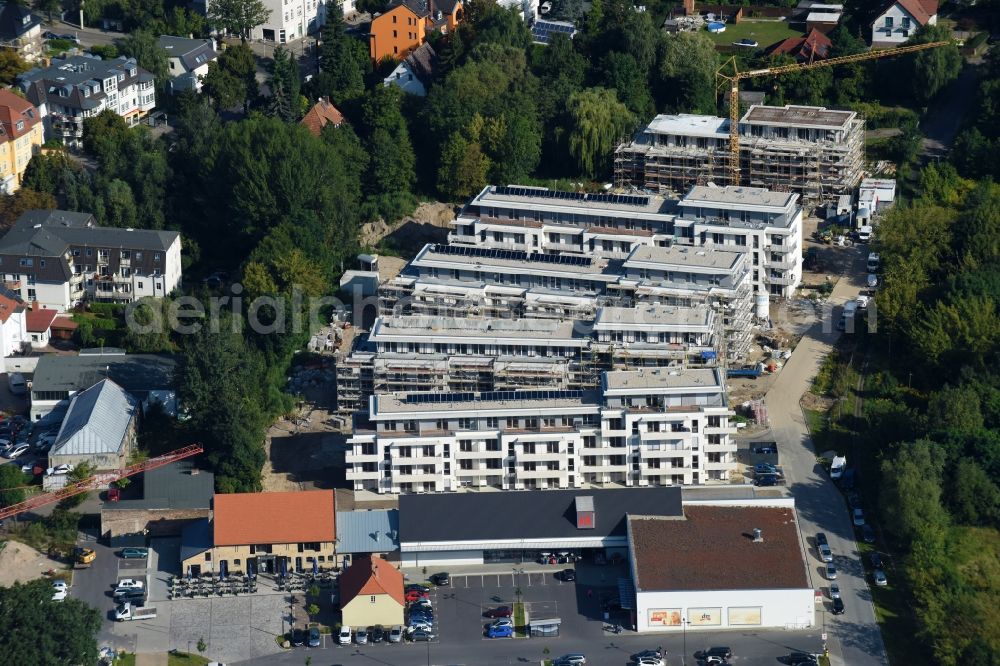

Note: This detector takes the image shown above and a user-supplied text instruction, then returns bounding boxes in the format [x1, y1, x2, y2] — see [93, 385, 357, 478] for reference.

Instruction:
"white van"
[7, 373, 26, 396]
[838, 301, 858, 330]
[857, 225, 873, 242]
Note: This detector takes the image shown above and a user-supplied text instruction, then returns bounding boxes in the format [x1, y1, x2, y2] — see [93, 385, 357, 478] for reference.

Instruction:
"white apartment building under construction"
[346, 367, 738, 493]
[614, 104, 865, 205]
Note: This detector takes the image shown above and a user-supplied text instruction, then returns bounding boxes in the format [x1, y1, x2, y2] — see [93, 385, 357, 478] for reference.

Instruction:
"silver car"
[818, 543, 833, 563]
[830, 583, 841, 599]
[826, 563, 838, 580]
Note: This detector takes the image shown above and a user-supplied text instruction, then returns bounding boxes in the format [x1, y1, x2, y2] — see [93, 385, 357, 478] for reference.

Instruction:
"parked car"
[432, 572, 450, 586]
[697, 647, 733, 660]
[47, 464, 74, 476]
[410, 598, 433, 610]
[20, 460, 40, 474]
[58, 33, 81, 44]
[816, 532, 828, 547]
[405, 588, 428, 602]
[113, 587, 146, 600]
[7, 373, 27, 396]
[553, 655, 586, 665]
[869, 552, 883, 568]
[370, 625, 385, 643]
[832, 597, 845, 615]
[818, 544, 833, 563]
[829, 583, 840, 599]
[337, 626, 352, 645]
[861, 524, 876, 544]
[489, 618, 513, 628]
[42, 31, 60, 39]
[120, 548, 148, 559]
[290, 628, 305, 646]
[52, 588, 67, 601]
[388, 625, 403, 643]
[631, 649, 663, 662]
[406, 583, 430, 593]
[408, 619, 433, 631]
[483, 606, 512, 618]
[874, 569, 888, 586]
[2, 443, 29, 458]
[866, 274, 879, 289]
[408, 628, 436, 641]
[487, 624, 514, 638]
[754, 474, 777, 487]
[853, 508, 865, 526]
[115, 579, 144, 589]
[559, 568, 576, 582]
[754, 462, 778, 475]
[787, 652, 819, 664]
[355, 626, 368, 644]
[52, 580, 68, 593]
[825, 563, 838, 580]
[634, 658, 664, 666]
[307, 626, 320, 647]
[732, 38, 758, 47]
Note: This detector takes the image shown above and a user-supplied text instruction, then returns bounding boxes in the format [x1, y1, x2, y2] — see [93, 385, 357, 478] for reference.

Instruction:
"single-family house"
[382, 42, 437, 96]
[369, 0, 462, 63]
[871, 0, 937, 47]
[0, 3, 42, 61]
[0, 89, 44, 194]
[768, 29, 832, 62]
[0, 288, 26, 357]
[25, 305, 57, 349]
[300, 97, 344, 136]
[158, 35, 218, 94]
[339, 554, 405, 629]
[48, 378, 139, 471]
[180, 489, 339, 577]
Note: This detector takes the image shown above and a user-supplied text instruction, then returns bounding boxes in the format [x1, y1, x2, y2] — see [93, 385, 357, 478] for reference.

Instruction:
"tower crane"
[716, 40, 952, 184]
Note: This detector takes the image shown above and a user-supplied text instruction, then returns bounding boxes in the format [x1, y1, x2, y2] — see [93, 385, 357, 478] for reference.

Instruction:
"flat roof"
[415, 244, 615, 278]
[399, 487, 683, 544]
[373, 389, 601, 416]
[741, 104, 855, 130]
[625, 245, 743, 271]
[644, 114, 729, 139]
[31, 352, 177, 396]
[370, 315, 583, 341]
[475, 185, 670, 216]
[603, 367, 724, 393]
[336, 509, 399, 553]
[680, 185, 798, 210]
[107, 461, 214, 511]
[807, 11, 841, 20]
[594, 304, 712, 330]
[629, 506, 809, 591]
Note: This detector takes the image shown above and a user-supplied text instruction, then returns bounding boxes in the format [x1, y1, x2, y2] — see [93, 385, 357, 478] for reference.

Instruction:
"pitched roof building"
[0, 88, 43, 194]
[871, 0, 937, 46]
[340, 554, 405, 628]
[383, 42, 438, 96]
[300, 97, 344, 136]
[49, 379, 139, 470]
[158, 35, 218, 94]
[0, 3, 42, 61]
[768, 28, 832, 61]
[369, 0, 462, 63]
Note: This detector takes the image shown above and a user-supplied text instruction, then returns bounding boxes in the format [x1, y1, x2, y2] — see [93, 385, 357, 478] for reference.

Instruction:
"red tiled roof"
[340, 554, 405, 606]
[25, 307, 57, 333]
[300, 98, 344, 136]
[629, 506, 810, 591]
[212, 490, 335, 547]
[769, 29, 831, 61]
[50, 316, 78, 331]
[0, 89, 40, 142]
[0, 294, 23, 324]
[882, 0, 937, 26]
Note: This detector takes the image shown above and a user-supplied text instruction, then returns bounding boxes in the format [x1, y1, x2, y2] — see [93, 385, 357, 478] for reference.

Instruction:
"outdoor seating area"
[168, 573, 258, 599]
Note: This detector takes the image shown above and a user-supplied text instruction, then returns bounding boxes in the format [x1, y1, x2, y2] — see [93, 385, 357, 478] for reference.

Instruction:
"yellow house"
[340, 554, 405, 629]
[180, 489, 338, 577]
[0, 89, 43, 194]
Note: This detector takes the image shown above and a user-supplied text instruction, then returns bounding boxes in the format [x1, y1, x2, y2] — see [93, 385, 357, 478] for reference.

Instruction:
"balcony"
[767, 273, 797, 286]
[516, 467, 566, 479]
[345, 467, 380, 481]
[765, 256, 795, 270]
[345, 449, 381, 463]
[516, 451, 565, 462]
[446, 232, 476, 245]
[638, 447, 689, 460]
[579, 462, 628, 473]
[2, 279, 20, 290]
[391, 454, 442, 466]
[394, 471, 441, 483]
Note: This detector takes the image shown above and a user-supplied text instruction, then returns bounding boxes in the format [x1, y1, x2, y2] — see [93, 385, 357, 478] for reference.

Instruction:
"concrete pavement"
[762, 245, 889, 666]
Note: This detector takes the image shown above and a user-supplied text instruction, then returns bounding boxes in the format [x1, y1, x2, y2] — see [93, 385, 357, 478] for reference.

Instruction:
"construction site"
[614, 104, 866, 205]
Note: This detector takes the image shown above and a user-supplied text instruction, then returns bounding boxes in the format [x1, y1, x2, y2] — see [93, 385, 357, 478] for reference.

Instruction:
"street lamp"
[682, 617, 689, 665]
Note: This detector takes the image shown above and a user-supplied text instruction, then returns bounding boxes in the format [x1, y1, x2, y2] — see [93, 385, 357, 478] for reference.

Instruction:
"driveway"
[762, 244, 889, 666]
[921, 64, 978, 158]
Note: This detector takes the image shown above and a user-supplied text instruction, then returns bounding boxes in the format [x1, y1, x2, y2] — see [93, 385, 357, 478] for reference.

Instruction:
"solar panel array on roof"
[403, 389, 585, 404]
[492, 186, 649, 207]
[531, 19, 577, 44]
[428, 244, 592, 267]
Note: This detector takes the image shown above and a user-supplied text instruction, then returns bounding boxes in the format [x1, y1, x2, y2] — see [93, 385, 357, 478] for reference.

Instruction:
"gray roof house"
[49, 378, 139, 471]
[0, 3, 42, 61]
[158, 35, 218, 94]
[101, 461, 215, 538]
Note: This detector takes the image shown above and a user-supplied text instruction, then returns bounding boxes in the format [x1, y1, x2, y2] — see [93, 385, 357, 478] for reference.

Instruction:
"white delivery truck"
[115, 603, 157, 621]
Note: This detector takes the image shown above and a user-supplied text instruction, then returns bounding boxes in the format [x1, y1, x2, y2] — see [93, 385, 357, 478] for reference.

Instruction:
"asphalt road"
[760, 244, 889, 666]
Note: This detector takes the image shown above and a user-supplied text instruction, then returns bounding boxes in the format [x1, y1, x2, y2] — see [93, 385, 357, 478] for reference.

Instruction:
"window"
[137, 281, 144, 289]
[154, 253, 161, 262]
[205, 553, 211, 561]
[884, 16, 893, 28]
[486, 417, 498, 428]
[902, 16, 910, 29]
[15, 121, 23, 132]
[18, 258, 32, 267]
[370, 595, 377, 603]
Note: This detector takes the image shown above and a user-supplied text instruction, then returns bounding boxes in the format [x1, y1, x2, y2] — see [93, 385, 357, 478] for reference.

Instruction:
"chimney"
[427, 0, 434, 16]
[753, 528, 763, 543]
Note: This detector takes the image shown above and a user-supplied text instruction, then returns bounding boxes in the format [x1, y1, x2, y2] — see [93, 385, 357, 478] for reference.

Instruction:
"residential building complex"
[0, 210, 182, 312]
[159, 35, 218, 94]
[346, 366, 738, 493]
[614, 104, 865, 204]
[0, 87, 44, 194]
[18, 55, 156, 148]
[203, 0, 327, 42]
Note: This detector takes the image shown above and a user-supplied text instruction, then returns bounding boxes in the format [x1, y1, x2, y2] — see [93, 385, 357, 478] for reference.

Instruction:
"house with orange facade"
[369, 0, 463, 63]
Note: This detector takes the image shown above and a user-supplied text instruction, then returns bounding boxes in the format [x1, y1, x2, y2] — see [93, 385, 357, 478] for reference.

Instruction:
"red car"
[405, 589, 429, 602]
[483, 606, 512, 619]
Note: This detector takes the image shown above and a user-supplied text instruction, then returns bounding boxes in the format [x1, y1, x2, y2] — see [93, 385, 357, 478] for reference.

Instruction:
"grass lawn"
[115, 654, 136, 666]
[167, 652, 210, 666]
[705, 19, 803, 49]
[513, 601, 527, 638]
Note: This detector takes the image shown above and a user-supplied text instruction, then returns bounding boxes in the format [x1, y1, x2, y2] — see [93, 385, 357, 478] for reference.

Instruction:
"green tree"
[950, 457, 1000, 527]
[268, 46, 302, 121]
[202, 43, 259, 112]
[116, 30, 170, 90]
[361, 86, 416, 221]
[929, 385, 985, 433]
[437, 128, 489, 201]
[601, 52, 654, 119]
[316, 1, 369, 104]
[879, 440, 950, 547]
[657, 32, 718, 114]
[82, 110, 130, 164]
[207, 0, 270, 42]
[0, 188, 57, 232]
[0, 48, 28, 85]
[36, 0, 61, 22]
[566, 87, 634, 178]
[0, 464, 29, 508]
[909, 24, 962, 105]
[0, 580, 101, 665]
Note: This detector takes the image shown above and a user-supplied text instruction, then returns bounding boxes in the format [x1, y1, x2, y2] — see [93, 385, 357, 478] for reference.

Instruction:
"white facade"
[210, 0, 328, 42]
[347, 367, 738, 494]
[497, 0, 538, 21]
[383, 61, 428, 97]
[0, 308, 26, 357]
[635, 588, 816, 632]
[871, 2, 935, 46]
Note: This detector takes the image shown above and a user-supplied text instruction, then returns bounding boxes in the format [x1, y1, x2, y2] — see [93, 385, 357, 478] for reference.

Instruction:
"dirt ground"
[359, 201, 453, 256]
[0, 540, 58, 586]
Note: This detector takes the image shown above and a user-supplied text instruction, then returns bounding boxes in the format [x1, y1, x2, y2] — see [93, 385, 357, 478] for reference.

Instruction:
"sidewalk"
[400, 561, 565, 583]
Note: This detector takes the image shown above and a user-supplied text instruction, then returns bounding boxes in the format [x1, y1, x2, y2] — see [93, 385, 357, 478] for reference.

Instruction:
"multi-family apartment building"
[614, 104, 865, 204]
[18, 55, 156, 148]
[159, 35, 218, 94]
[0, 4, 43, 62]
[0, 210, 182, 311]
[201, 0, 327, 43]
[346, 367, 737, 493]
[0, 89, 44, 194]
